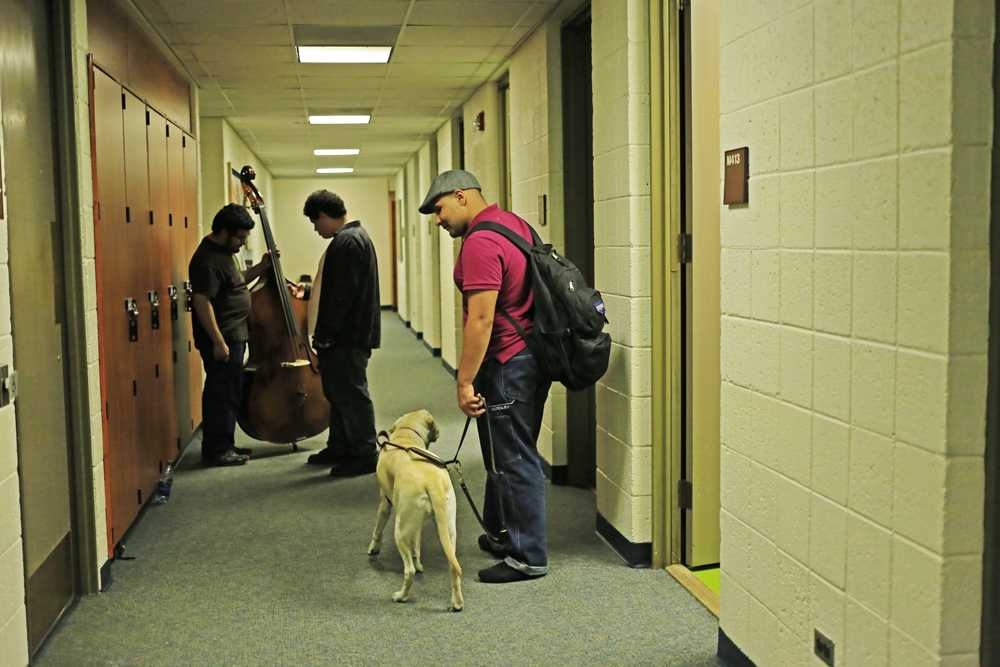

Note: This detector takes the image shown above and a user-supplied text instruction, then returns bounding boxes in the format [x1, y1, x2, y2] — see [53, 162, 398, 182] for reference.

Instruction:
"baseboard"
[595, 512, 651, 568]
[420, 339, 442, 357]
[541, 460, 569, 485]
[416, 331, 423, 340]
[100, 558, 113, 592]
[441, 359, 457, 378]
[718, 628, 755, 667]
[404, 320, 411, 328]
[380, 304, 397, 312]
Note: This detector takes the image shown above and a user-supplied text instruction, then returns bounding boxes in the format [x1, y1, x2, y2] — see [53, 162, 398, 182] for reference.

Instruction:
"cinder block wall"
[591, 0, 653, 545]
[418, 142, 441, 350]
[435, 119, 462, 370]
[394, 169, 408, 318]
[718, 1, 993, 663]
[404, 156, 421, 331]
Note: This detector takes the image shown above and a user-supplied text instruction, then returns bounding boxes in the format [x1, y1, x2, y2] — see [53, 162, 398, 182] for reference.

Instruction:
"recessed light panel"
[297, 46, 392, 63]
[313, 148, 361, 156]
[308, 115, 371, 125]
[316, 167, 355, 174]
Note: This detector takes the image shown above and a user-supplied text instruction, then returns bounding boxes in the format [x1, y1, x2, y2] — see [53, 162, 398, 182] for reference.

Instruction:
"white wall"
[436, 119, 462, 370]
[418, 142, 441, 350]
[718, 1, 993, 664]
[404, 157, 422, 330]
[394, 169, 408, 319]
[592, 0, 653, 545]
[199, 118, 274, 260]
[270, 177, 391, 306]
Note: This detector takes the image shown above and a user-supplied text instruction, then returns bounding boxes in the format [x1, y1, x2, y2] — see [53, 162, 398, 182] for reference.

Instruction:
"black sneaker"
[307, 448, 339, 465]
[478, 534, 509, 559]
[478, 562, 544, 584]
[205, 450, 249, 467]
[233, 446, 253, 457]
[329, 456, 377, 477]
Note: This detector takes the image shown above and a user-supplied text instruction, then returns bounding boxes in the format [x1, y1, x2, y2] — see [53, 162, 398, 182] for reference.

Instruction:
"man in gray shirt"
[189, 204, 272, 466]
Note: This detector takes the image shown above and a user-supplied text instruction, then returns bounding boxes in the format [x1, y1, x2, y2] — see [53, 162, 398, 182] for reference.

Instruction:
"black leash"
[376, 409, 509, 546]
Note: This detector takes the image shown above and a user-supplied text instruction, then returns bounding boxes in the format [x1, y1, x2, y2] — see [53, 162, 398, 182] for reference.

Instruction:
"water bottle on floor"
[151, 463, 174, 505]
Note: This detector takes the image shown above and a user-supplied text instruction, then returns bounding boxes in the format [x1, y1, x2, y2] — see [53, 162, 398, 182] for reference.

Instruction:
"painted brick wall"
[718, 1, 993, 664]
[0, 64, 29, 667]
[436, 119, 462, 370]
[591, 0, 653, 544]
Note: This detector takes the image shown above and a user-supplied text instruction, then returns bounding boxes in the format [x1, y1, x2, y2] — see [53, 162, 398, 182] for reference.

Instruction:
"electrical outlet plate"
[814, 629, 835, 666]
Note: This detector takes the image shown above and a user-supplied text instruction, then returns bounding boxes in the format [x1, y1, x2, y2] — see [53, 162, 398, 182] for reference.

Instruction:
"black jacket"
[313, 221, 381, 349]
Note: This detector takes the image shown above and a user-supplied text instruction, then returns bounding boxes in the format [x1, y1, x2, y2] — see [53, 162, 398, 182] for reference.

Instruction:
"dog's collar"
[376, 427, 447, 468]
[393, 425, 430, 448]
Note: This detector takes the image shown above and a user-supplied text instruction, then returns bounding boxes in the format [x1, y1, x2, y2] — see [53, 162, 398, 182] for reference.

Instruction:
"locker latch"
[167, 285, 179, 321]
[183, 282, 194, 312]
[0, 365, 17, 407]
[125, 298, 139, 341]
[148, 290, 160, 330]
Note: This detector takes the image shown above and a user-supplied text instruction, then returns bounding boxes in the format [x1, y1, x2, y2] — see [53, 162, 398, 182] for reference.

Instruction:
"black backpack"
[466, 221, 611, 391]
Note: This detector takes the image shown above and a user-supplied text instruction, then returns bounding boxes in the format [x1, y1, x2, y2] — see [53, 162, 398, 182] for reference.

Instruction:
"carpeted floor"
[35, 313, 721, 666]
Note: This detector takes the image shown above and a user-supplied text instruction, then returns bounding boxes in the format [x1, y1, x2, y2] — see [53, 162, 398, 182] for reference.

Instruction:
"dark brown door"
[1, 0, 76, 651]
[93, 66, 139, 550]
[562, 8, 596, 489]
[146, 109, 178, 466]
[122, 90, 158, 503]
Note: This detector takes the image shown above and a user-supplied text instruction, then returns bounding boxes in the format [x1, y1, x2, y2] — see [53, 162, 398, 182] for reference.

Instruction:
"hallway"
[34, 314, 720, 666]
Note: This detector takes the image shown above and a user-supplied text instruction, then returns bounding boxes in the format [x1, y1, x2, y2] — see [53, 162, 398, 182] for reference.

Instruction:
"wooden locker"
[146, 109, 179, 466]
[166, 121, 191, 446]
[122, 90, 158, 504]
[183, 133, 202, 430]
[92, 68, 138, 546]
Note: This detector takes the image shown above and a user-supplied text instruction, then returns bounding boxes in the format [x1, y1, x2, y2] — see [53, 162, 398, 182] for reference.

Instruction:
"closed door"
[1, 0, 76, 651]
[167, 121, 192, 445]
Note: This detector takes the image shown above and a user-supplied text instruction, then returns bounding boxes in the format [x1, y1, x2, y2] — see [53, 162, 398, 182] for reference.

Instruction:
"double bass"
[233, 166, 329, 444]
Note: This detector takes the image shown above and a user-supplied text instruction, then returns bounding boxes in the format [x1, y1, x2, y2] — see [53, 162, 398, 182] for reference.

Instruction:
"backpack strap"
[463, 221, 536, 344]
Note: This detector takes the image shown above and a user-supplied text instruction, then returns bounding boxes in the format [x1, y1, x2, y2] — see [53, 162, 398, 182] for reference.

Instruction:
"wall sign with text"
[724, 147, 749, 205]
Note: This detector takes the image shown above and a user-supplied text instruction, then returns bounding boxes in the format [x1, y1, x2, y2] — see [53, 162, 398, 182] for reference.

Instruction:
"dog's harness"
[376, 414, 506, 546]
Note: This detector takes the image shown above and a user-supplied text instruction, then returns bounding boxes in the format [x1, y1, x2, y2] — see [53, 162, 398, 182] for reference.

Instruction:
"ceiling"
[131, 0, 560, 177]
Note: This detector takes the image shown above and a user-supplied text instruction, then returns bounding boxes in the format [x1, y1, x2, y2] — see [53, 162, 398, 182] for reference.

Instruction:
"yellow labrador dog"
[367, 409, 463, 611]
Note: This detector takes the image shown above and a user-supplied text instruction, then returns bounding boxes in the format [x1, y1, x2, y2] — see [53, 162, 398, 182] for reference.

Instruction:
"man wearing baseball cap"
[420, 169, 552, 584]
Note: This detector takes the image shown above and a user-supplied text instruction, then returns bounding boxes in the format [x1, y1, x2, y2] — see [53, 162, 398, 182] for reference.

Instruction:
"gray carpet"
[35, 314, 721, 666]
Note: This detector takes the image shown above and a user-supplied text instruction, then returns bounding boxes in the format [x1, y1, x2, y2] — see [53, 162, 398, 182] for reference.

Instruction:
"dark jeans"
[199, 340, 246, 460]
[318, 347, 377, 460]
[474, 350, 552, 575]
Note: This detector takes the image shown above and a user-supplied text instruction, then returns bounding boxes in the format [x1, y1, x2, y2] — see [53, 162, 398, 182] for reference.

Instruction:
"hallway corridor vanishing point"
[34, 314, 720, 666]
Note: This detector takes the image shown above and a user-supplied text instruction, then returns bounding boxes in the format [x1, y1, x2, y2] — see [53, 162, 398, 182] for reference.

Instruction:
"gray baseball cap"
[418, 169, 482, 214]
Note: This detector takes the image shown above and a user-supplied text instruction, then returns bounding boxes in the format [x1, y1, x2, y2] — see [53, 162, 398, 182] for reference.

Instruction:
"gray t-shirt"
[189, 237, 251, 349]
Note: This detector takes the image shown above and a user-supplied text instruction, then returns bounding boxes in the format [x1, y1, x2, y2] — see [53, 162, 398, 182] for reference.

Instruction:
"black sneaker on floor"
[307, 448, 339, 465]
[204, 450, 249, 467]
[232, 445, 253, 457]
[329, 456, 377, 477]
[478, 534, 509, 559]
[477, 562, 544, 584]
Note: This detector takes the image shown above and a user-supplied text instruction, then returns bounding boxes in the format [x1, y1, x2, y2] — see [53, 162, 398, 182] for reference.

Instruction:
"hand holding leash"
[457, 384, 486, 417]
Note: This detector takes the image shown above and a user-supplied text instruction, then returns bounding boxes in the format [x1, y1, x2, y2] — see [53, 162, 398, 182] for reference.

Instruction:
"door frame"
[982, 3, 1000, 661]
[52, 0, 99, 595]
[649, 0, 684, 568]
[389, 190, 398, 308]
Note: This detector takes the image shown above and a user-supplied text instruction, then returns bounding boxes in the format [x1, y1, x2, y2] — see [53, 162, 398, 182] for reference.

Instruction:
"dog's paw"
[415, 561, 424, 573]
[367, 542, 381, 556]
[392, 591, 410, 603]
[450, 604, 463, 612]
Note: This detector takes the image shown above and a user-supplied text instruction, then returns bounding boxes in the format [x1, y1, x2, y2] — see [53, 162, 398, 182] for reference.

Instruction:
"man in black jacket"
[303, 189, 381, 477]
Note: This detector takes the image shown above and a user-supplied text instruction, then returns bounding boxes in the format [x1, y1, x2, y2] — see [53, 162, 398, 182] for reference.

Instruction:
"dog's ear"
[389, 416, 402, 434]
[424, 411, 439, 444]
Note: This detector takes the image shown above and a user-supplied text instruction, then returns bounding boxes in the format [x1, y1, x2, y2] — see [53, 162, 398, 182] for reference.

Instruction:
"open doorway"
[562, 6, 596, 489]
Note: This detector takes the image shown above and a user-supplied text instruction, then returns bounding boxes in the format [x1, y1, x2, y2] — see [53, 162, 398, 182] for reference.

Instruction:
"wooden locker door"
[122, 90, 158, 504]
[146, 109, 178, 465]
[183, 133, 202, 430]
[167, 121, 191, 445]
[92, 68, 138, 544]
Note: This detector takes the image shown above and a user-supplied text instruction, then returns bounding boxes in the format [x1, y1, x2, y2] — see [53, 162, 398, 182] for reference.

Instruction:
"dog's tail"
[430, 482, 462, 581]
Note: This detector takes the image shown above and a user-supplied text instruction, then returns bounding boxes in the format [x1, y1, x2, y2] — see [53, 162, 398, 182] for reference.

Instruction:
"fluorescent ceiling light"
[316, 167, 354, 174]
[313, 148, 361, 156]
[308, 114, 371, 125]
[297, 46, 392, 64]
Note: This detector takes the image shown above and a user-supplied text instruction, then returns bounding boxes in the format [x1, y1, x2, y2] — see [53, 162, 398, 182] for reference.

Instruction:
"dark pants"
[199, 340, 246, 460]
[474, 350, 552, 575]
[318, 347, 377, 460]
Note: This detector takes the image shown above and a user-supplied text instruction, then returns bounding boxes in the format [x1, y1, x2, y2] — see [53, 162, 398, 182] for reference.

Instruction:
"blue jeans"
[474, 350, 552, 575]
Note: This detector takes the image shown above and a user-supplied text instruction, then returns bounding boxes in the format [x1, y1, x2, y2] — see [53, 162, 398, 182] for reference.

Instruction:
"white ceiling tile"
[285, 1, 409, 26]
